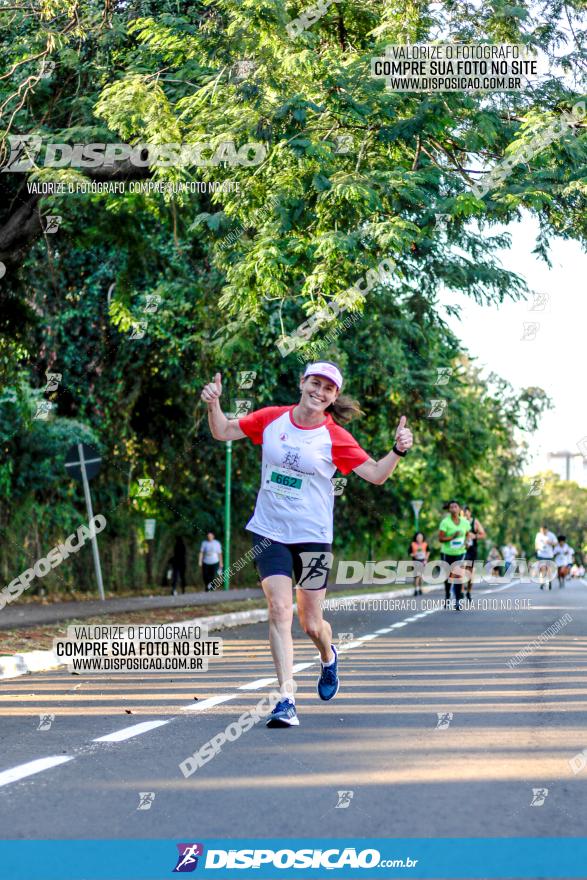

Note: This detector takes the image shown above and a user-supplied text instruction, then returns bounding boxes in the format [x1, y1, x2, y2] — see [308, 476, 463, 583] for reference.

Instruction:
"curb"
[0, 649, 65, 679]
[0, 607, 273, 681]
[0, 585, 427, 680]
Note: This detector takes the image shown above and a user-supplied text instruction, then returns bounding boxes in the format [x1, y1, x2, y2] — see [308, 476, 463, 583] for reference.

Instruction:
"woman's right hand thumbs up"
[201, 372, 223, 404]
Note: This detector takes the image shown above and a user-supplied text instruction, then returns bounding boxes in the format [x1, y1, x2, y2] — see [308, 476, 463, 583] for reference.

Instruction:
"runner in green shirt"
[438, 500, 471, 609]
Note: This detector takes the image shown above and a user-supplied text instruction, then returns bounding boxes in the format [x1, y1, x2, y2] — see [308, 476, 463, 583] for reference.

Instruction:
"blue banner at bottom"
[1, 838, 586, 879]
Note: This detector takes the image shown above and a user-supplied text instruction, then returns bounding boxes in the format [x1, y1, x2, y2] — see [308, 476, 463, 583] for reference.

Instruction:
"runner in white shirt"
[554, 535, 574, 588]
[201, 362, 413, 728]
[502, 542, 517, 574]
[198, 532, 223, 592]
[535, 525, 557, 590]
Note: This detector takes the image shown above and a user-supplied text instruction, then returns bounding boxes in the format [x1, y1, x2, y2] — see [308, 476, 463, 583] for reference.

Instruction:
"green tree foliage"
[0, 0, 583, 590]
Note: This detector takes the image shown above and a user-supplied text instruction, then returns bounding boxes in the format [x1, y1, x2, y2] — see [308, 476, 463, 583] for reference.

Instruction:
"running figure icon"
[297, 551, 334, 589]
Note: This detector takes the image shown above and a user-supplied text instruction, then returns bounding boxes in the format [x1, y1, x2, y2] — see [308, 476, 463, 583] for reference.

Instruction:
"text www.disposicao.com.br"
[71, 657, 203, 671]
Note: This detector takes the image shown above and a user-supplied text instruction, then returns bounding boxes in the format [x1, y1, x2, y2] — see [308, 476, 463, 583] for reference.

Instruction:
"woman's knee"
[268, 599, 293, 624]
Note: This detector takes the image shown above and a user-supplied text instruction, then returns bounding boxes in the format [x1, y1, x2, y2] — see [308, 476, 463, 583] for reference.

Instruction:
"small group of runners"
[436, 512, 580, 600]
[201, 361, 413, 728]
[436, 517, 578, 599]
[535, 525, 575, 589]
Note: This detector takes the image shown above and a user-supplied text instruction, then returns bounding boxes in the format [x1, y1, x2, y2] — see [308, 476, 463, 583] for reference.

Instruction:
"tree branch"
[0, 152, 153, 267]
[336, 7, 348, 51]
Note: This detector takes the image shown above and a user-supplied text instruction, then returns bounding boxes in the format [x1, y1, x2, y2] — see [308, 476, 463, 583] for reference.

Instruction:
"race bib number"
[450, 537, 464, 549]
[263, 464, 305, 499]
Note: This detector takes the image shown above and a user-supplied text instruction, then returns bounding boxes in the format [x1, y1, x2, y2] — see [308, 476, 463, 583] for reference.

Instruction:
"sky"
[437, 212, 587, 482]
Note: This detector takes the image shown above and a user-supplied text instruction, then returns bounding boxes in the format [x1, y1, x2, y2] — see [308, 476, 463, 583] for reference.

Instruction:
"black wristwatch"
[392, 444, 407, 457]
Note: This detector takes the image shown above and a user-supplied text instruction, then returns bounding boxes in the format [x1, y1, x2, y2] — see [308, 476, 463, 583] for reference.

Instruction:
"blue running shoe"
[266, 698, 299, 728]
[317, 645, 339, 701]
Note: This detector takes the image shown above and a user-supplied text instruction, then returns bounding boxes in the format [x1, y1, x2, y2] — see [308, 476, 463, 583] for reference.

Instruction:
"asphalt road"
[1, 578, 587, 841]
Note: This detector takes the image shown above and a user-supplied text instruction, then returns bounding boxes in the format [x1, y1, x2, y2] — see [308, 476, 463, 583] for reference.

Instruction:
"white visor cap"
[303, 362, 343, 390]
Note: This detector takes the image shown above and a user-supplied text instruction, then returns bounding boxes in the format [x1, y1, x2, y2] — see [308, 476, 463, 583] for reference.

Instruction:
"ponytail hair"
[300, 360, 364, 426]
[327, 394, 364, 425]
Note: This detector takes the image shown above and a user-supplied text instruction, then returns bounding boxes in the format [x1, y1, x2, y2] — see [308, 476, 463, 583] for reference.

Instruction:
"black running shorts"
[251, 532, 332, 590]
[441, 552, 466, 569]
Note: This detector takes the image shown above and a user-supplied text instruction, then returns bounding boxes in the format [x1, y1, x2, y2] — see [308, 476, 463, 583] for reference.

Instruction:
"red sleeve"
[238, 406, 290, 445]
[326, 422, 370, 475]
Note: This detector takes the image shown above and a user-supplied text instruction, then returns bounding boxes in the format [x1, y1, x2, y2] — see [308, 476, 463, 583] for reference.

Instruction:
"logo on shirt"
[282, 450, 301, 470]
[279, 432, 288, 441]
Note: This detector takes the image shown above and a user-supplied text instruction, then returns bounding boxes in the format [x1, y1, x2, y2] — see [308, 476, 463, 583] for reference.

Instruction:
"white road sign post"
[410, 499, 424, 532]
[64, 442, 105, 601]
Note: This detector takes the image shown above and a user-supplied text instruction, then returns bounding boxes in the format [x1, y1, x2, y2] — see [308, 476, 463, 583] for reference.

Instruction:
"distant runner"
[554, 535, 574, 588]
[438, 501, 470, 610]
[201, 361, 413, 727]
[535, 524, 557, 590]
[462, 506, 486, 603]
[487, 546, 503, 578]
[410, 532, 429, 596]
[199, 531, 223, 592]
[502, 541, 518, 575]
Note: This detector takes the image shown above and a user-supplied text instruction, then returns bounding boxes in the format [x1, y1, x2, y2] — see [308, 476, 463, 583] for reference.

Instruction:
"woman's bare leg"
[261, 574, 296, 699]
[296, 587, 333, 663]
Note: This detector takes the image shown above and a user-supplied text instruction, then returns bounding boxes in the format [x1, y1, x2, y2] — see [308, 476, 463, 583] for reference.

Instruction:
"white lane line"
[93, 720, 170, 742]
[338, 640, 363, 651]
[182, 663, 317, 709]
[0, 755, 74, 788]
[181, 694, 237, 713]
[338, 606, 443, 655]
[292, 662, 314, 673]
[238, 677, 277, 691]
[228, 662, 316, 693]
[483, 581, 518, 593]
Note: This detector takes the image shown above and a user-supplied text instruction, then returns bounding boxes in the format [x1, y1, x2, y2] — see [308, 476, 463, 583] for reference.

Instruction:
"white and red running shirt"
[238, 405, 370, 543]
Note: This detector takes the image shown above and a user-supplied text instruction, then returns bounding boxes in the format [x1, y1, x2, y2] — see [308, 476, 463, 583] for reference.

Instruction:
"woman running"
[438, 500, 470, 610]
[201, 361, 413, 727]
[410, 532, 429, 595]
